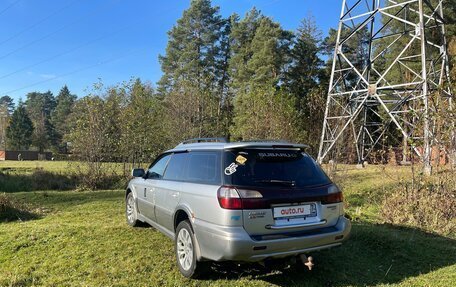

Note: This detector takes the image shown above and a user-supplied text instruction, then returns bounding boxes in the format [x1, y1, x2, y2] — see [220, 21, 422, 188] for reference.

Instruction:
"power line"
[0, 0, 78, 46]
[2, 48, 146, 95]
[1, 1, 280, 96]
[0, 15, 231, 92]
[0, 0, 21, 17]
[0, 3, 178, 81]
[0, 0, 117, 60]
[0, 2, 180, 95]
[0, 23, 130, 80]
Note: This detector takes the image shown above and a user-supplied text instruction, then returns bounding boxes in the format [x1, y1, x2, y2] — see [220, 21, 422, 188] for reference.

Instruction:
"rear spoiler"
[225, 142, 309, 150]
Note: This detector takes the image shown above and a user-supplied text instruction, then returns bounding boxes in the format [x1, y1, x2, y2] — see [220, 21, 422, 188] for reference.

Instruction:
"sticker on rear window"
[224, 162, 238, 175]
[235, 155, 247, 165]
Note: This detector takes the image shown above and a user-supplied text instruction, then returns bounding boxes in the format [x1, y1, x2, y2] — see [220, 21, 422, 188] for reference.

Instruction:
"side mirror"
[132, 168, 145, 178]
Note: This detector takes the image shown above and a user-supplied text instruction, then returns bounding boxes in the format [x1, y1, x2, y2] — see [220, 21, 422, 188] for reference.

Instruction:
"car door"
[134, 177, 150, 218]
[138, 154, 171, 222]
[155, 152, 189, 231]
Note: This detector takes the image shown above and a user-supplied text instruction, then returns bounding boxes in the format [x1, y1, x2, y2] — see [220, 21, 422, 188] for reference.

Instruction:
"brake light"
[217, 186, 263, 209]
[322, 192, 343, 204]
[218, 186, 242, 209]
[321, 184, 343, 204]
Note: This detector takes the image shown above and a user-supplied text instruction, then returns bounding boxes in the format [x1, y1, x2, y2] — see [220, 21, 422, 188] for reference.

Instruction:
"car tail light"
[322, 192, 343, 204]
[237, 189, 263, 198]
[217, 186, 263, 209]
[218, 186, 242, 209]
[322, 184, 343, 204]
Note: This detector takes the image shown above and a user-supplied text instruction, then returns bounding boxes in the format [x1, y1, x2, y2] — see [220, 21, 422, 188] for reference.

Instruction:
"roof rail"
[239, 139, 289, 143]
[179, 137, 228, 145]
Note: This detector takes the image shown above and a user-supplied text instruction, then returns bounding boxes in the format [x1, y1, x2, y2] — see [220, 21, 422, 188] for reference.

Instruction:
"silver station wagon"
[125, 138, 351, 277]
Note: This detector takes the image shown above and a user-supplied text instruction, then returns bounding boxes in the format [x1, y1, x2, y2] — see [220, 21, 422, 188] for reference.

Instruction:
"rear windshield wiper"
[254, 179, 296, 186]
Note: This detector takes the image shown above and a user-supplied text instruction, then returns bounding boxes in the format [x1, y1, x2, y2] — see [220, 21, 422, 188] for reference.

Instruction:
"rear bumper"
[193, 216, 351, 262]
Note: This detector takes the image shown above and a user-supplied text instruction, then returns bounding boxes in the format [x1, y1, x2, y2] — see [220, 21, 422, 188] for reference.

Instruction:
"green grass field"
[0, 161, 455, 286]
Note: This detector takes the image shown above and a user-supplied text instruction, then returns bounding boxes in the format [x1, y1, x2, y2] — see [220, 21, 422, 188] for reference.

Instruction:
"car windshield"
[223, 149, 331, 188]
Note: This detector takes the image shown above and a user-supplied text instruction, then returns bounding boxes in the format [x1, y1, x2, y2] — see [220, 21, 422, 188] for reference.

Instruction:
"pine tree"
[6, 102, 34, 150]
[281, 16, 327, 151]
[229, 8, 263, 94]
[25, 91, 56, 118]
[285, 16, 324, 98]
[158, 0, 226, 92]
[158, 0, 230, 138]
[247, 17, 292, 87]
[229, 14, 301, 141]
[25, 91, 57, 152]
[0, 96, 15, 114]
[0, 105, 9, 150]
[51, 85, 77, 151]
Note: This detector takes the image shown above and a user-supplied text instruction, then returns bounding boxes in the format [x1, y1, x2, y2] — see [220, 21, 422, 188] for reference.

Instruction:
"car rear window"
[162, 151, 221, 185]
[223, 149, 331, 188]
[186, 152, 221, 184]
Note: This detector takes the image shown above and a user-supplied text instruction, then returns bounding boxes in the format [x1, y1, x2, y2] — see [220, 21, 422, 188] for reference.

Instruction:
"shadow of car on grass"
[191, 222, 456, 286]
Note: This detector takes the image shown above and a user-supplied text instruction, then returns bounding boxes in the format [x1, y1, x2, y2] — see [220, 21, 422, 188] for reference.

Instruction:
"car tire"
[175, 220, 202, 278]
[126, 192, 139, 227]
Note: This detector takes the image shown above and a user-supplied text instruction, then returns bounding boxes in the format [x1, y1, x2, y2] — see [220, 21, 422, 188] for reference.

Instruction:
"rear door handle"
[171, 192, 179, 198]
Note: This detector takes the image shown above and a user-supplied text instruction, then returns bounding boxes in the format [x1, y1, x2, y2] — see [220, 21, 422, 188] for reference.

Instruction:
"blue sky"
[0, 0, 341, 102]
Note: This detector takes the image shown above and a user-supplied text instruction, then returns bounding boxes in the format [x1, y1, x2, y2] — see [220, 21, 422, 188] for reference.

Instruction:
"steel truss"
[318, 0, 453, 172]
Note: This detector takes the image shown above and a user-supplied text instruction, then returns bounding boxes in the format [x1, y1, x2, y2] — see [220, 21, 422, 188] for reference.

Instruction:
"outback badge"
[248, 211, 266, 219]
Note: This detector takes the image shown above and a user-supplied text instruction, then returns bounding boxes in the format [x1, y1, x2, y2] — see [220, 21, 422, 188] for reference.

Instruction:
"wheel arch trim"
[174, 204, 202, 261]
[125, 187, 140, 215]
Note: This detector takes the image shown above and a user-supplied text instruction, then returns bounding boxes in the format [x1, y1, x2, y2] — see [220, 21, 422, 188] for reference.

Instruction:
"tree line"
[0, 88, 76, 154]
[1, 0, 455, 167]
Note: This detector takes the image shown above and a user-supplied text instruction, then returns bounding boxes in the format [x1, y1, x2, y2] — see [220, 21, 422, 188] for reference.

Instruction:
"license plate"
[273, 204, 316, 219]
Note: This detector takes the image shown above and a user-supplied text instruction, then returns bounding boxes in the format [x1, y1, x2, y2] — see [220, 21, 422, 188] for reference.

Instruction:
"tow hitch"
[300, 254, 314, 270]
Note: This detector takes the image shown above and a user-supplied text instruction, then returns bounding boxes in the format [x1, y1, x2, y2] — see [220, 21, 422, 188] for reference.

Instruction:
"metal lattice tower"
[318, 0, 453, 173]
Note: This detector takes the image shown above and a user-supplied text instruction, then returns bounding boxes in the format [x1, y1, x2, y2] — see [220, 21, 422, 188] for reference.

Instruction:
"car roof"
[166, 138, 309, 153]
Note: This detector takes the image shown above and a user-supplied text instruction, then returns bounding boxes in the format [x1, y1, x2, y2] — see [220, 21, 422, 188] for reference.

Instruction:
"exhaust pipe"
[300, 254, 314, 270]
